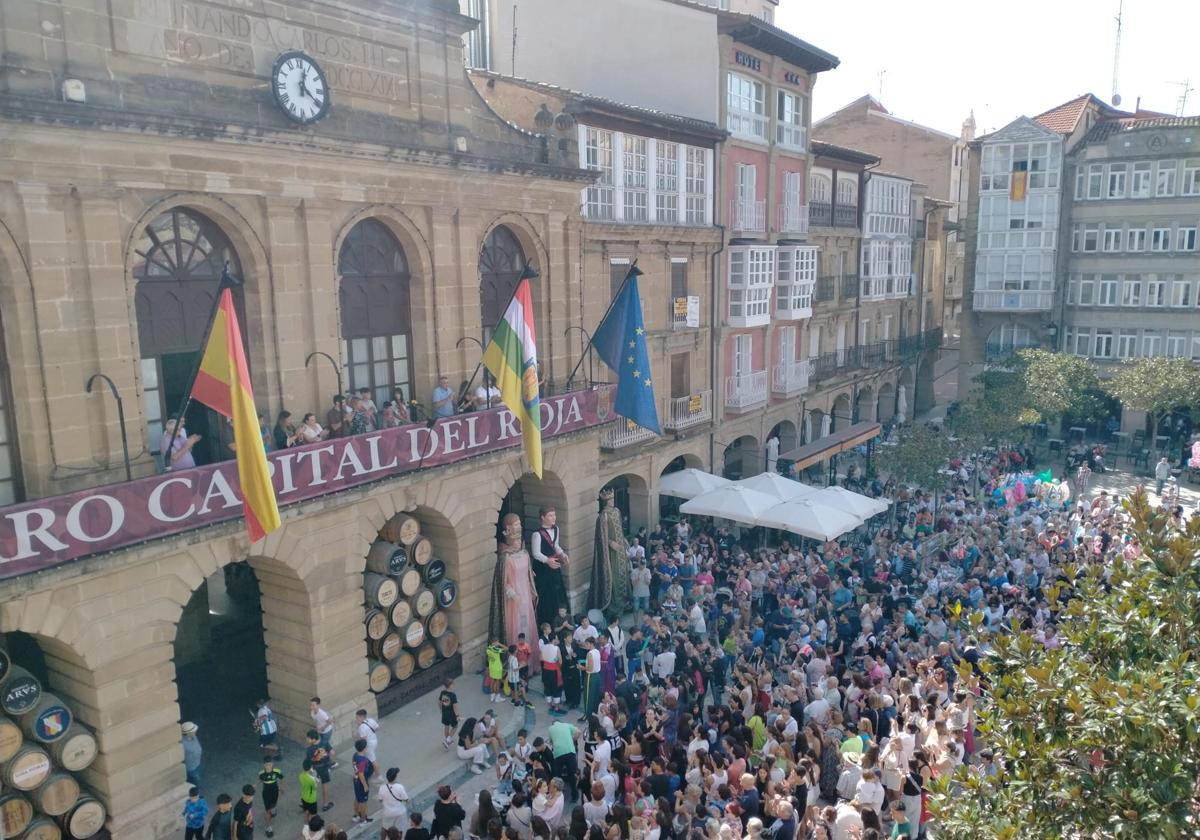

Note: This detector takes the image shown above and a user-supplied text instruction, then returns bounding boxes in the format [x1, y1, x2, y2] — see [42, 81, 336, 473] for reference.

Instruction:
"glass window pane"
[143, 390, 161, 422]
[352, 338, 368, 358]
[393, 360, 408, 383]
[374, 361, 390, 386]
[140, 358, 158, 389]
[0, 479, 14, 507]
[353, 364, 369, 385]
[393, 334, 407, 356]
[372, 336, 388, 358]
[376, 386, 391, 409]
[147, 422, 164, 455]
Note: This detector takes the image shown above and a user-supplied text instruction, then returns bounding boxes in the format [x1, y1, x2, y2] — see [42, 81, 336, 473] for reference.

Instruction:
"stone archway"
[601, 473, 650, 535]
[855, 385, 876, 423]
[915, 357, 935, 414]
[831, 393, 851, 431]
[498, 469, 570, 627]
[767, 421, 796, 474]
[877, 382, 896, 424]
[722, 435, 759, 480]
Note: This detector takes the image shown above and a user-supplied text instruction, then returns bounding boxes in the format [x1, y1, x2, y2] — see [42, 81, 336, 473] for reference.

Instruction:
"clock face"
[271, 50, 330, 125]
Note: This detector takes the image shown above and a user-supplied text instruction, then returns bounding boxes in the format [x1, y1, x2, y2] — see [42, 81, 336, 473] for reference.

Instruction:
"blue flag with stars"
[592, 270, 661, 434]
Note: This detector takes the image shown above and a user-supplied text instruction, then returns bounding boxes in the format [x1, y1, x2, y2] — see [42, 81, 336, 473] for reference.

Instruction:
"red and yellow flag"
[192, 289, 281, 542]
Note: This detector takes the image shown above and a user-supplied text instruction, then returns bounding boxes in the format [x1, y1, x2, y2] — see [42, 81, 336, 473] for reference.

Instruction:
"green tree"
[950, 369, 1032, 447]
[1104, 358, 1200, 445]
[1016, 348, 1099, 426]
[877, 423, 957, 509]
[930, 489, 1200, 839]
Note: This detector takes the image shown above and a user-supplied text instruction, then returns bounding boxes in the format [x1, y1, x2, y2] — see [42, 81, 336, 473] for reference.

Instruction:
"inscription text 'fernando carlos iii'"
[110, 0, 411, 103]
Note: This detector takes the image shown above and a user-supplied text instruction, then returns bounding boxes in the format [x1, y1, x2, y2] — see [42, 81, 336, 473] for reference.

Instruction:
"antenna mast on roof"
[877, 70, 886, 103]
[1110, 0, 1123, 106]
[1172, 80, 1194, 116]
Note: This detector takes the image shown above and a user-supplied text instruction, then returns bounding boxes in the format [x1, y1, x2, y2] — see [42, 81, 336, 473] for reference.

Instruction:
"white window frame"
[622, 135, 649, 222]
[1102, 227, 1123, 252]
[1131, 162, 1152, 198]
[1171, 277, 1192, 308]
[727, 72, 767, 142]
[583, 127, 615, 219]
[775, 246, 817, 317]
[1156, 162, 1176, 197]
[1121, 275, 1141, 307]
[1098, 275, 1118, 306]
[1094, 330, 1114, 359]
[685, 147, 712, 225]
[1117, 330, 1138, 359]
[1177, 226, 1197, 251]
[776, 90, 806, 149]
[1083, 224, 1099, 252]
[581, 127, 713, 226]
[1167, 332, 1188, 358]
[728, 246, 775, 327]
[1078, 274, 1095, 305]
[1151, 227, 1172, 252]
[655, 140, 679, 224]
[1183, 160, 1200, 196]
[1106, 163, 1126, 199]
[1127, 228, 1147, 252]
[1087, 163, 1103, 199]
[1142, 332, 1162, 357]
[1146, 277, 1166, 307]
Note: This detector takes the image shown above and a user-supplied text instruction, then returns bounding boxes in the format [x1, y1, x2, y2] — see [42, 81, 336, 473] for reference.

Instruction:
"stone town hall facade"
[0, 1, 678, 836]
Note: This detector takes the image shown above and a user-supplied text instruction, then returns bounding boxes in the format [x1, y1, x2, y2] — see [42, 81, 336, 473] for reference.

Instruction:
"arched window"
[836, 177, 857, 206]
[338, 219, 414, 408]
[808, 173, 831, 203]
[0, 312, 21, 504]
[479, 225, 527, 343]
[133, 208, 244, 467]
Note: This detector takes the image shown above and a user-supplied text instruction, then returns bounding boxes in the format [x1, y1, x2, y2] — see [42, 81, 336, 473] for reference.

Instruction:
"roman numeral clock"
[271, 50, 331, 125]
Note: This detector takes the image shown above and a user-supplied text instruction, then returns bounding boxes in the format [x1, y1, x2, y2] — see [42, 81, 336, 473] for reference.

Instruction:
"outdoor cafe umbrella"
[814, 486, 891, 520]
[679, 484, 780, 525]
[757, 498, 864, 542]
[657, 468, 732, 500]
[734, 472, 821, 502]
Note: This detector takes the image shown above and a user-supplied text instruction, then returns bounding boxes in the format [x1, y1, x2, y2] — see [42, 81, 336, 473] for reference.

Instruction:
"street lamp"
[85, 373, 132, 483]
[304, 351, 344, 397]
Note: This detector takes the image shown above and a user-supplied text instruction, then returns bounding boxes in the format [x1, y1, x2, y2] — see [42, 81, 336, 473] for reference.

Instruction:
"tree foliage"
[1103, 358, 1200, 438]
[951, 369, 1032, 446]
[877, 423, 956, 498]
[930, 489, 1200, 839]
[1016, 348, 1100, 424]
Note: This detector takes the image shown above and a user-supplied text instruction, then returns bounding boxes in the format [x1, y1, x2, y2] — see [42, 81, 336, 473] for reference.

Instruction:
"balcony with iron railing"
[809, 201, 860, 229]
[728, 198, 766, 233]
[664, 391, 713, 432]
[834, 204, 859, 227]
[724, 371, 768, 411]
[972, 289, 1054, 312]
[814, 276, 835, 303]
[601, 419, 658, 450]
[771, 359, 810, 396]
[807, 328, 942, 384]
[778, 202, 809, 235]
[840, 274, 859, 300]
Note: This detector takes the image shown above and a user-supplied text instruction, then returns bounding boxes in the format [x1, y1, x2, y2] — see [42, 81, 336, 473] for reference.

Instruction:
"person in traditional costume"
[530, 507, 570, 628]
[589, 488, 632, 620]
[488, 512, 540, 673]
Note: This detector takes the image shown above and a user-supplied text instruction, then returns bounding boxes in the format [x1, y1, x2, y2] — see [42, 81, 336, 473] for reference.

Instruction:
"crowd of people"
[184, 425, 1193, 840]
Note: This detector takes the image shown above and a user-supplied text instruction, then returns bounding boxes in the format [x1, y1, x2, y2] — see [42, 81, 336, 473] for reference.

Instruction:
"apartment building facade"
[1060, 118, 1200, 370]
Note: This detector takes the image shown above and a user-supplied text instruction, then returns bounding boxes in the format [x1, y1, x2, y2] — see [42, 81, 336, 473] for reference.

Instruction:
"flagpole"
[460, 264, 539, 409]
[564, 261, 642, 392]
[162, 262, 241, 470]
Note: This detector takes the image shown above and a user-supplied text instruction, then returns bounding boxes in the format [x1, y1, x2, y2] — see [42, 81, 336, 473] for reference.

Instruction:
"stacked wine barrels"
[0, 651, 104, 840]
[364, 513, 460, 692]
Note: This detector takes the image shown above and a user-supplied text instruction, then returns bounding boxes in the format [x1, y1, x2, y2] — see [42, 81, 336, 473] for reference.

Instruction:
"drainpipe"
[709, 222, 727, 473]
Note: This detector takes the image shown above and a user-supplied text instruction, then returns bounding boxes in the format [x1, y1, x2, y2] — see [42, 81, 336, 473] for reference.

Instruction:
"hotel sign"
[0, 387, 614, 580]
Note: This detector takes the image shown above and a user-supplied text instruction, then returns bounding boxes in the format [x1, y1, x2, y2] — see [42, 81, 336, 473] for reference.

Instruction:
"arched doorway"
[479, 225, 528, 344]
[338, 218, 415, 407]
[767, 421, 797, 474]
[498, 470, 569, 626]
[658, 454, 701, 522]
[722, 435, 759, 480]
[133, 208, 245, 468]
[877, 382, 896, 425]
[601, 474, 649, 535]
[855, 386, 876, 423]
[915, 358, 935, 414]
[831, 394, 851, 431]
[174, 561, 270, 781]
[807, 409, 824, 441]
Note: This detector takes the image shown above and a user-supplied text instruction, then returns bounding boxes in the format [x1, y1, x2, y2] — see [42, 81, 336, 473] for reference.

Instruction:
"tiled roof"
[1084, 115, 1200, 144]
[468, 70, 725, 138]
[1033, 93, 1129, 134]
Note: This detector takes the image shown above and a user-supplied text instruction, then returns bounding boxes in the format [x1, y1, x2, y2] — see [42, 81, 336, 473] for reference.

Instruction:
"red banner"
[0, 387, 615, 580]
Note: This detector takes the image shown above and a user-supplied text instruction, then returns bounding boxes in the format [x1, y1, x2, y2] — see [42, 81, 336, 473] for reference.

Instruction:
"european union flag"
[592, 267, 661, 434]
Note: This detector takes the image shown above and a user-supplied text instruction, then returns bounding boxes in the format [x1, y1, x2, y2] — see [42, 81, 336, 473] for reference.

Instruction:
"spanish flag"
[482, 276, 543, 478]
[1010, 160, 1028, 202]
[191, 289, 281, 542]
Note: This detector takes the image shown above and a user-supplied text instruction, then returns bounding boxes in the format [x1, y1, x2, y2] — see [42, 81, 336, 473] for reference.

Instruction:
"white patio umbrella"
[679, 485, 780, 526]
[735, 472, 821, 502]
[814, 486, 891, 519]
[896, 385, 909, 424]
[657, 468, 731, 500]
[757, 498, 864, 541]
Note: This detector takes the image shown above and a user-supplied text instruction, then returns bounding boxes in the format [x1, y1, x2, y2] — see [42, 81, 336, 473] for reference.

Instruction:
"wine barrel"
[380, 513, 421, 547]
[1, 667, 42, 716]
[423, 558, 447, 585]
[410, 537, 433, 566]
[363, 573, 399, 609]
[31, 772, 79, 817]
[369, 632, 402, 662]
[2, 743, 51, 791]
[391, 651, 415, 681]
[415, 642, 437, 669]
[58, 794, 106, 840]
[0, 648, 11, 687]
[18, 694, 73, 743]
[414, 588, 436, 618]
[426, 610, 449, 640]
[389, 599, 412, 627]
[367, 659, 392, 693]
[0, 714, 23, 762]
[436, 579, 458, 610]
[0, 791, 33, 838]
[23, 815, 62, 840]
[434, 631, 459, 658]
[48, 724, 97, 773]
[400, 618, 425, 649]
[398, 567, 422, 598]
[365, 540, 408, 575]
[364, 609, 390, 641]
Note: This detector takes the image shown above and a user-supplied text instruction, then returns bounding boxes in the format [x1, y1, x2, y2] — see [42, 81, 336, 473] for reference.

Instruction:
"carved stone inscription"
[110, 0, 412, 103]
